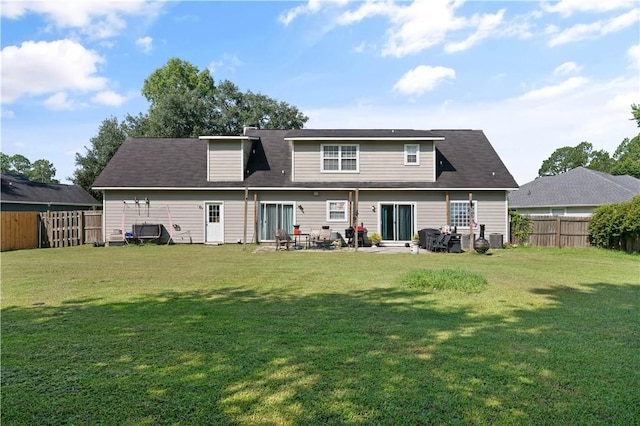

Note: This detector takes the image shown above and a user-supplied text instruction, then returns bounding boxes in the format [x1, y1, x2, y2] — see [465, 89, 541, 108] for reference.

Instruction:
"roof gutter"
[0, 200, 101, 207]
[285, 137, 445, 142]
[92, 186, 519, 192]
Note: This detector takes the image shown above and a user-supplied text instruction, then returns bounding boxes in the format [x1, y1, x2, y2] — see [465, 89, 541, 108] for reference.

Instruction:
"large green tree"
[73, 116, 129, 200]
[631, 103, 640, 127]
[610, 134, 640, 178]
[538, 141, 594, 177]
[28, 159, 58, 183]
[538, 104, 640, 179]
[137, 58, 308, 137]
[73, 58, 308, 196]
[0, 153, 59, 183]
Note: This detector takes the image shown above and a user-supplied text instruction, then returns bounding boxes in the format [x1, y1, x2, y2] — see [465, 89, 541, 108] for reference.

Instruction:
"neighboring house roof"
[1, 174, 100, 207]
[508, 167, 640, 208]
[92, 129, 518, 190]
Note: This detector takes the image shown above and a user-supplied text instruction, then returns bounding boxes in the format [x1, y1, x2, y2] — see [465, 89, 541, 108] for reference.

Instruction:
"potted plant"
[411, 233, 420, 254]
[369, 232, 382, 246]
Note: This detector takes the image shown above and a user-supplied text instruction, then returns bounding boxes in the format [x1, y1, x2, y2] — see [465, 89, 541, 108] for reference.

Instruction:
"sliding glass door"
[380, 203, 415, 241]
[260, 203, 294, 241]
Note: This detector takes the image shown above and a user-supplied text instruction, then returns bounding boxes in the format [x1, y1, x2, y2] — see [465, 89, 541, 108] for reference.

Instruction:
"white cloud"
[0, 0, 164, 39]
[519, 77, 589, 101]
[136, 36, 153, 53]
[43, 92, 75, 110]
[549, 9, 640, 46]
[279, 0, 347, 26]
[91, 90, 127, 107]
[208, 53, 244, 74]
[281, 0, 507, 57]
[1, 40, 107, 104]
[336, 1, 396, 25]
[553, 61, 582, 75]
[542, 0, 636, 17]
[393, 65, 456, 97]
[380, 1, 467, 57]
[445, 9, 505, 53]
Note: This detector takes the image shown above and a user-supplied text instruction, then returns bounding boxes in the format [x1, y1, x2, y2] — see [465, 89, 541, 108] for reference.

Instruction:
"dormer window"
[404, 144, 420, 165]
[322, 144, 358, 172]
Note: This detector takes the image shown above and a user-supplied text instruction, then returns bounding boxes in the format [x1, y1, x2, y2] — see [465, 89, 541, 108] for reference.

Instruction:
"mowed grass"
[1, 244, 639, 425]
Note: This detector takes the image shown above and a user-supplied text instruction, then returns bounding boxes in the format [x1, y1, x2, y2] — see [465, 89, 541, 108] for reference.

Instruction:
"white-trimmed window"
[322, 144, 358, 172]
[327, 200, 347, 221]
[404, 144, 420, 165]
[450, 201, 477, 229]
[550, 208, 565, 216]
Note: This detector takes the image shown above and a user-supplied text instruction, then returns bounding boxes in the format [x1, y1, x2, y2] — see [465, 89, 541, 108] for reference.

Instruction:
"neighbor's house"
[92, 128, 518, 245]
[509, 167, 640, 217]
[1, 173, 100, 212]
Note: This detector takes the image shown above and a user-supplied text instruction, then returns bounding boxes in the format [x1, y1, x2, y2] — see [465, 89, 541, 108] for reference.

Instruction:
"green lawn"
[2, 245, 639, 425]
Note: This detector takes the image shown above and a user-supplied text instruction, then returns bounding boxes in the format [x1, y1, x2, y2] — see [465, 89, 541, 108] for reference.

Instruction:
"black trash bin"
[489, 233, 503, 249]
[420, 228, 441, 251]
[448, 234, 462, 253]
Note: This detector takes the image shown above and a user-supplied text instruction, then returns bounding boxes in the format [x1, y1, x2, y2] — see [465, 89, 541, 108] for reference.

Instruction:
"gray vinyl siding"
[447, 191, 509, 241]
[103, 190, 256, 244]
[208, 141, 243, 181]
[293, 141, 435, 183]
[103, 189, 510, 244]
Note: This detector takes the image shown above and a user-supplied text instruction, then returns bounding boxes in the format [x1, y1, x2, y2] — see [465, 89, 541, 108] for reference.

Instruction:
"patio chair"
[275, 229, 292, 251]
[433, 233, 450, 252]
[310, 227, 333, 248]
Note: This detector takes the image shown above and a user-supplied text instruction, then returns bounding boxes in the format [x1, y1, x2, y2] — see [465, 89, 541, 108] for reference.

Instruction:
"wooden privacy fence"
[0, 212, 40, 251]
[514, 216, 591, 248]
[40, 210, 103, 248]
[0, 211, 103, 251]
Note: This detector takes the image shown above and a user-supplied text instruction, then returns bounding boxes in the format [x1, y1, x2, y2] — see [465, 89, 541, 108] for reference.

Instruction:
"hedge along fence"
[589, 195, 640, 253]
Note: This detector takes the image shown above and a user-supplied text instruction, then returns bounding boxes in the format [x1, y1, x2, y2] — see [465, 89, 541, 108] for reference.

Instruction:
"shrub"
[369, 232, 382, 244]
[589, 195, 640, 250]
[398, 268, 487, 293]
[509, 210, 533, 246]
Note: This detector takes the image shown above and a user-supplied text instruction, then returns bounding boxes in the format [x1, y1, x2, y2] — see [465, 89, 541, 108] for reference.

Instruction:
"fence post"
[556, 216, 562, 248]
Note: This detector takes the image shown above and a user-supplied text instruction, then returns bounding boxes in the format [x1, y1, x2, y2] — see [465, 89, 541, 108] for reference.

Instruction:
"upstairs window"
[404, 144, 420, 165]
[322, 144, 358, 172]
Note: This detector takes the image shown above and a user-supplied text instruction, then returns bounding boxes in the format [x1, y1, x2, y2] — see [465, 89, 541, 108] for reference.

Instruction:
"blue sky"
[1, 0, 638, 186]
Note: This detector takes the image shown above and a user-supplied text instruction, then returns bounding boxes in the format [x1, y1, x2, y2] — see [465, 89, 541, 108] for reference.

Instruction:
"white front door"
[205, 202, 224, 243]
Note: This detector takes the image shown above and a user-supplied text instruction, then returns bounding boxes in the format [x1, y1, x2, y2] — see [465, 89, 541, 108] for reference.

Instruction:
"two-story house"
[92, 128, 518, 246]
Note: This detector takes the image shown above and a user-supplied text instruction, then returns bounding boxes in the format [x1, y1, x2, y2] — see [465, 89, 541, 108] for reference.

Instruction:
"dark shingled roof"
[1, 174, 100, 206]
[93, 129, 518, 189]
[509, 167, 640, 208]
[284, 129, 445, 138]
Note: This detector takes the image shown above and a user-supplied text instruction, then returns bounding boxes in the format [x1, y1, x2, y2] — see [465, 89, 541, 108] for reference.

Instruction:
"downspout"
[243, 187, 248, 250]
[102, 191, 106, 244]
[354, 188, 359, 251]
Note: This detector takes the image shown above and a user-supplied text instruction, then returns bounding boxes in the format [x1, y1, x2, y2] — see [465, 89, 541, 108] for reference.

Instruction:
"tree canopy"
[537, 104, 640, 179]
[538, 141, 595, 177]
[631, 103, 640, 127]
[134, 58, 308, 138]
[73, 116, 129, 200]
[1, 153, 58, 183]
[73, 58, 309, 197]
